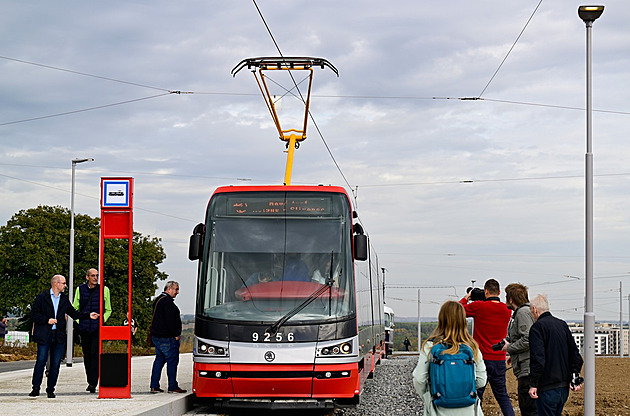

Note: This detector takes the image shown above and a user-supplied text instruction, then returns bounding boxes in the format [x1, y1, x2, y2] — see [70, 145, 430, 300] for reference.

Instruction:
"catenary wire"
[0, 172, 195, 223]
[0, 55, 170, 92]
[3, 93, 629, 128]
[0, 162, 274, 182]
[477, 0, 544, 98]
[358, 172, 630, 188]
[2, 51, 628, 126]
[0, 93, 171, 126]
[251, 0, 353, 192]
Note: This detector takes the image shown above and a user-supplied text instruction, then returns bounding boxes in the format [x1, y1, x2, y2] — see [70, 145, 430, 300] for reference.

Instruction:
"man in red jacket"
[460, 278, 514, 416]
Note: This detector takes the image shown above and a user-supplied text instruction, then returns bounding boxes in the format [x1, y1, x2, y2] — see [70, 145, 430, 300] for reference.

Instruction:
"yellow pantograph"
[232, 57, 338, 185]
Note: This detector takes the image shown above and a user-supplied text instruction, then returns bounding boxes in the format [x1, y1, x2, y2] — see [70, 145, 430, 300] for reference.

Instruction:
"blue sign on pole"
[102, 180, 131, 207]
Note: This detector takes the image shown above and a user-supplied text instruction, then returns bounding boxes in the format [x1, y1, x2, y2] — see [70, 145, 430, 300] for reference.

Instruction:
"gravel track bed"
[334, 355, 423, 416]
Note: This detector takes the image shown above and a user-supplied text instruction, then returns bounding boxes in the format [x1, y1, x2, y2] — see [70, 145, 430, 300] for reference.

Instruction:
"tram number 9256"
[252, 332, 294, 342]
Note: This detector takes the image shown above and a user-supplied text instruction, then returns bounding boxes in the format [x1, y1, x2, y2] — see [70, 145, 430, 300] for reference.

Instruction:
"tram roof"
[212, 184, 349, 196]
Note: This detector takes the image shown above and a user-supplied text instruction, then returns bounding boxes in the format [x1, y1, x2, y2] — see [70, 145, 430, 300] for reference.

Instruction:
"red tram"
[188, 185, 385, 409]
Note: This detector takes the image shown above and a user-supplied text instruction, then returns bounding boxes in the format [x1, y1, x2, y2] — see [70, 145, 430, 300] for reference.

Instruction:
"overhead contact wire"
[477, 0, 544, 98]
[252, 0, 354, 192]
[0, 93, 171, 126]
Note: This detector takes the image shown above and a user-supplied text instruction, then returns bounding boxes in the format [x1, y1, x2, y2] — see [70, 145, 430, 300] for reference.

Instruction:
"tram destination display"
[227, 196, 332, 216]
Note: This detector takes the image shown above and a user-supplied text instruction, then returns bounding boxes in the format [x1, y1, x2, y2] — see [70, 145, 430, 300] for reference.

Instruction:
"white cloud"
[1, 1, 629, 321]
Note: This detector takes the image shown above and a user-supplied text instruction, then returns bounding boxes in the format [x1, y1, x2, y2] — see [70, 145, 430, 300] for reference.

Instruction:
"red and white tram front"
[189, 186, 367, 409]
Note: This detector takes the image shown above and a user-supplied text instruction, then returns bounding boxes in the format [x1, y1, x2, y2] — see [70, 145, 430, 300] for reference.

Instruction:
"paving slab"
[0, 353, 196, 416]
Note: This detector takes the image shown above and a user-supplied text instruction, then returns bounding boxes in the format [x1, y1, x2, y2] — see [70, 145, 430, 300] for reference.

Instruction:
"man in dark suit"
[29, 274, 99, 398]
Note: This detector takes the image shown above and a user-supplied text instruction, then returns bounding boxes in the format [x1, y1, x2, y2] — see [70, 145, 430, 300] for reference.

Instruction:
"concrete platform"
[0, 353, 197, 416]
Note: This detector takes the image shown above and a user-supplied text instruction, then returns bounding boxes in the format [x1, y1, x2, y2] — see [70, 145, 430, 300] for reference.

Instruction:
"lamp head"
[72, 158, 95, 164]
[578, 5, 604, 23]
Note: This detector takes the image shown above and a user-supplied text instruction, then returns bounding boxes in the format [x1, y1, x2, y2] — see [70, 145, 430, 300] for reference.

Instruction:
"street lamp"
[66, 157, 94, 366]
[618, 282, 623, 358]
[578, 5, 604, 416]
[381, 267, 387, 304]
[417, 288, 421, 351]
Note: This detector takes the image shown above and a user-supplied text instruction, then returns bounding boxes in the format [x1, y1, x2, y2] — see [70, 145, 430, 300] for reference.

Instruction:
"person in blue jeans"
[149, 281, 186, 393]
[528, 294, 583, 416]
[29, 275, 99, 398]
[460, 279, 515, 416]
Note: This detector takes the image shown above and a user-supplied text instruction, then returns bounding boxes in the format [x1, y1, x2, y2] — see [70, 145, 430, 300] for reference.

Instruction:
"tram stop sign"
[99, 177, 134, 399]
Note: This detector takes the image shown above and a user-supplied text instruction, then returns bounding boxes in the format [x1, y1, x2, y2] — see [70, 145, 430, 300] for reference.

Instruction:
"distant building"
[569, 323, 629, 356]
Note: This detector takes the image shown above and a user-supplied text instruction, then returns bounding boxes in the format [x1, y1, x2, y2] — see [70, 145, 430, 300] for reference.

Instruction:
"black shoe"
[150, 387, 164, 393]
[167, 387, 187, 393]
[47, 391, 56, 398]
[87, 385, 96, 393]
[28, 389, 39, 397]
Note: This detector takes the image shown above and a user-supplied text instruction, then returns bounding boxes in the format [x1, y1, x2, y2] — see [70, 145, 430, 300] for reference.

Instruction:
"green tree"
[0, 205, 167, 344]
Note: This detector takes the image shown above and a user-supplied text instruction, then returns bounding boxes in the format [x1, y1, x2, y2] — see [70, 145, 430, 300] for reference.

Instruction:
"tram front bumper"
[193, 362, 358, 399]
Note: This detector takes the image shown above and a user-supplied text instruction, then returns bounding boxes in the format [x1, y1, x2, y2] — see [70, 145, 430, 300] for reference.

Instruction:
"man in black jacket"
[149, 281, 186, 393]
[29, 275, 99, 398]
[528, 294, 583, 416]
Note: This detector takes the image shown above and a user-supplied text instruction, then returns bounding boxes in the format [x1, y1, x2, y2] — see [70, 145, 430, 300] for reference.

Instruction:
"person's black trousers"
[79, 329, 100, 387]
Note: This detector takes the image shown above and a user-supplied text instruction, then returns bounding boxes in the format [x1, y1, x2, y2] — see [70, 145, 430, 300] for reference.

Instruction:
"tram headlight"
[317, 341, 353, 357]
[196, 340, 229, 357]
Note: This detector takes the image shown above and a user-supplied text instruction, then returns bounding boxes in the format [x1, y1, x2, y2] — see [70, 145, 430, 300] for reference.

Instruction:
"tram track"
[188, 355, 422, 416]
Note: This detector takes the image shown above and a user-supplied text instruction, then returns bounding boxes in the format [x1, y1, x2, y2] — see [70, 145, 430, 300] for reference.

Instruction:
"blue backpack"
[429, 342, 477, 409]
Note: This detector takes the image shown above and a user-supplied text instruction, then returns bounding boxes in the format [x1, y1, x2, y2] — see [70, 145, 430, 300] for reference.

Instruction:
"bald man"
[30, 275, 99, 398]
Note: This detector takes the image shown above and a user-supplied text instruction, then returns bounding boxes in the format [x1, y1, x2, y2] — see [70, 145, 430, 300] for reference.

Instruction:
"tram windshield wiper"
[267, 254, 339, 335]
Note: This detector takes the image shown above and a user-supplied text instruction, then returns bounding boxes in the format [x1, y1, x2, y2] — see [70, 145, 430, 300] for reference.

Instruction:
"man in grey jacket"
[501, 283, 536, 416]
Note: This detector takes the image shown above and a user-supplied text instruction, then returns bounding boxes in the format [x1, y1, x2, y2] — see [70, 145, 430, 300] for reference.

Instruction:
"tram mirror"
[354, 234, 368, 261]
[189, 223, 204, 261]
[189, 234, 202, 260]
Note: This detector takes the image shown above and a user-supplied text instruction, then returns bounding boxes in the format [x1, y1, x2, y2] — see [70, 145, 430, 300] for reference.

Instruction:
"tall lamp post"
[66, 157, 94, 366]
[619, 282, 623, 358]
[381, 267, 387, 304]
[578, 6, 604, 416]
[417, 288, 421, 351]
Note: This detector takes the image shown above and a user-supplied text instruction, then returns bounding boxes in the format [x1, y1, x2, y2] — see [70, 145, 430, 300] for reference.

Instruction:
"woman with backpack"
[412, 301, 487, 415]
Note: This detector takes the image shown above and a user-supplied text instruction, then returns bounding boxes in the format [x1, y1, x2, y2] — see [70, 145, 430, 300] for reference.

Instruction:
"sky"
[2, 1, 630, 323]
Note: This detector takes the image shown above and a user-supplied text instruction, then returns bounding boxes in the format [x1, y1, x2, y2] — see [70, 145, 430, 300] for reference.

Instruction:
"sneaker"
[47, 391, 56, 398]
[150, 387, 164, 393]
[167, 387, 187, 393]
[28, 389, 39, 397]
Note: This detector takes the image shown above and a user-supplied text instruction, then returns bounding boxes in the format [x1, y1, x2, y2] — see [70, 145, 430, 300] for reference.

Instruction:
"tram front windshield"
[197, 192, 355, 324]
